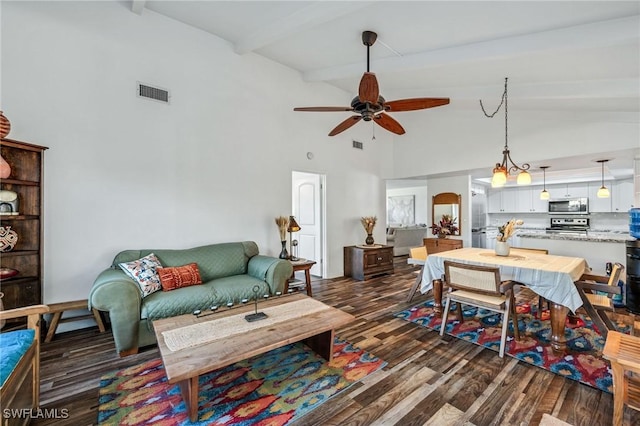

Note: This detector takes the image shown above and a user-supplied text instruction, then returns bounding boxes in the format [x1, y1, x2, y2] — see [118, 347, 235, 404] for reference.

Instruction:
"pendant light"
[596, 159, 610, 198]
[481, 78, 531, 188]
[539, 166, 550, 200]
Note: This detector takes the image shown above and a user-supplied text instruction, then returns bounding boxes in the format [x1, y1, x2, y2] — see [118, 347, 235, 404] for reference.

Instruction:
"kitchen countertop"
[517, 229, 633, 243]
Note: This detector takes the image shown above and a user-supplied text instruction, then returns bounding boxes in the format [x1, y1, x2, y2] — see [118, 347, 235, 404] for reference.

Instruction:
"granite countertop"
[517, 229, 633, 243]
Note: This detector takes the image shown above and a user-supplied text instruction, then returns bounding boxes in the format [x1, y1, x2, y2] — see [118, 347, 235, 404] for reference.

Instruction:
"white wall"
[1, 1, 394, 302]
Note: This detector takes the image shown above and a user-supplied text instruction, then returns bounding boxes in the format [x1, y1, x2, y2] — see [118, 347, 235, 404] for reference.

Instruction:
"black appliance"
[626, 240, 640, 314]
[545, 217, 589, 234]
[548, 198, 589, 214]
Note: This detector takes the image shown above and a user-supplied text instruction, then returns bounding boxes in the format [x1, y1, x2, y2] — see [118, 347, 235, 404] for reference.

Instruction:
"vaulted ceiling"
[130, 1, 639, 182]
[133, 1, 639, 114]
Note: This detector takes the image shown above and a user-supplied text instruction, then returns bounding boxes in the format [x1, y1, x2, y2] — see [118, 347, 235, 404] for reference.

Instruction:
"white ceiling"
[133, 1, 639, 184]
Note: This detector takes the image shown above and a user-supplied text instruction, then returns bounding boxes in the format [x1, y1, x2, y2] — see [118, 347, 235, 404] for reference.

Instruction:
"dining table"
[419, 247, 590, 352]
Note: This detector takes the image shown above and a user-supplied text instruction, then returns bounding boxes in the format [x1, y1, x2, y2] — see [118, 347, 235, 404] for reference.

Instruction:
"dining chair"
[0, 304, 50, 421]
[406, 246, 428, 302]
[512, 247, 549, 313]
[440, 261, 520, 358]
[576, 262, 625, 339]
[602, 330, 640, 426]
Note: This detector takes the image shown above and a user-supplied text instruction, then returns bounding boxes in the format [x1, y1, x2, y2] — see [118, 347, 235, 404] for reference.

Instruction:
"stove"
[546, 217, 589, 234]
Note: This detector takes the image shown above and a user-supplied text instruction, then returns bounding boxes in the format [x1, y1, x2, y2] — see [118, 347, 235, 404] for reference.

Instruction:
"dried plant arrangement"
[360, 216, 377, 234]
[497, 219, 524, 242]
[275, 216, 289, 241]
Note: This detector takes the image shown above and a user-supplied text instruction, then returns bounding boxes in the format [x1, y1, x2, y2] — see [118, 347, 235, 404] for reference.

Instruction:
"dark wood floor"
[34, 257, 639, 426]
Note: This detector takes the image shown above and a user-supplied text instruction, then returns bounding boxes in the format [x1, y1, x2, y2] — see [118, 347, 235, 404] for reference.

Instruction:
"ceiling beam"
[304, 15, 640, 82]
[233, 2, 372, 55]
[131, 0, 146, 15]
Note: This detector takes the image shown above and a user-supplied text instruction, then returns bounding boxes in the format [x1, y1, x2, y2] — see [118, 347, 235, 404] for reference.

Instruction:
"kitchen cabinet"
[424, 238, 463, 254]
[588, 178, 634, 213]
[0, 139, 47, 328]
[547, 182, 589, 199]
[343, 245, 394, 281]
[487, 189, 517, 213]
[515, 187, 548, 213]
[612, 179, 635, 213]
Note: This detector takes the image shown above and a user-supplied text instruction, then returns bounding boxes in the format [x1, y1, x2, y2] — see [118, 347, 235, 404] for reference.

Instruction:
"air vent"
[352, 140, 363, 150]
[137, 82, 169, 103]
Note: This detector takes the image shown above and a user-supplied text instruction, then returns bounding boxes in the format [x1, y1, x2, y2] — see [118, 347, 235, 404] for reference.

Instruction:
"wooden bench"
[44, 300, 105, 343]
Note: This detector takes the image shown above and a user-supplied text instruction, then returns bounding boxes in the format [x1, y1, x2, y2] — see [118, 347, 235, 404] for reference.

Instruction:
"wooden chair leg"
[440, 296, 452, 336]
[406, 266, 424, 303]
[510, 291, 520, 341]
[578, 291, 610, 339]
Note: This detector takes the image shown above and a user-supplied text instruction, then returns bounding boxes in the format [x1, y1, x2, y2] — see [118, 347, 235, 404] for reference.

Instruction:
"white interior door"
[292, 171, 324, 277]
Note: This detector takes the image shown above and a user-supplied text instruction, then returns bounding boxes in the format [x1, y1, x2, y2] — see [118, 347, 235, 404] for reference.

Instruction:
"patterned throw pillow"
[157, 263, 202, 291]
[118, 253, 163, 297]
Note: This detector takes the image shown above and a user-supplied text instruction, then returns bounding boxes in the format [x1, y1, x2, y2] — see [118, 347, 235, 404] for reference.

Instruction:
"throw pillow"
[118, 253, 163, 297]
[157, 263, 202, 291]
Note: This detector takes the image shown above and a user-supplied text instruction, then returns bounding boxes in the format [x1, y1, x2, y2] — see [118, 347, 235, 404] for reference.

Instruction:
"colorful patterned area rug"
[395, 300, 629, 394]
[98, 337, 385, 425]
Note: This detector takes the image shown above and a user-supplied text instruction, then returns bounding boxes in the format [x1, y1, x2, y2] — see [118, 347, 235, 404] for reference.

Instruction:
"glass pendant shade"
[597, 186, 610, 198]
[540, 189, 550, 200]
[491, 167, 507, 188]
[517, 170, 531, 185]
[596, 160, 610, 199]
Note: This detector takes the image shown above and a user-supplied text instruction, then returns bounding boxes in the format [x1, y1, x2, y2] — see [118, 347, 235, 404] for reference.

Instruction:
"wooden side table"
[286, 259, 317, 296]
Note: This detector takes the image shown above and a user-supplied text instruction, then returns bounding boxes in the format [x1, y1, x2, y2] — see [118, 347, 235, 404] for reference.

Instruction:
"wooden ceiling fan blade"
[384, 98, 450, 112]
[329, 116, 362, 136]
[374, 113, 405, 135]
[294, 106, 354, 112]
[359, 72, 379, 104]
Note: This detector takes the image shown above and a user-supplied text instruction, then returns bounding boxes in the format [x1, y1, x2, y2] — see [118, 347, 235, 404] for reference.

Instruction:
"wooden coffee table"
[153, 293, 355, 422]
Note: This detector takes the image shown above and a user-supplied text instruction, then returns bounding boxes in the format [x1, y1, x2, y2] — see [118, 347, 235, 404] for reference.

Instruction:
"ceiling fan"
[294, 31, 450, 137]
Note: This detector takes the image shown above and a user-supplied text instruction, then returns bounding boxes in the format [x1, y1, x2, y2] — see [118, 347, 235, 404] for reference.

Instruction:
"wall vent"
[352, 140, 363, 150]
[137, 82, 169, 103]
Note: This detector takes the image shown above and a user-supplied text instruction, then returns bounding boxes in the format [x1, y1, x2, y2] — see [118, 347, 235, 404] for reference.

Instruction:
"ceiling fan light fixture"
[596, 159, 610, 199]
[481, 77, 530, 186]
[293, 31, 449, 136]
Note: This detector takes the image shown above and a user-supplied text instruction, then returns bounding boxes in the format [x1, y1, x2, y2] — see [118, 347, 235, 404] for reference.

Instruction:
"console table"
[423, 238, 463, 254]
[343, 245, 394, 281]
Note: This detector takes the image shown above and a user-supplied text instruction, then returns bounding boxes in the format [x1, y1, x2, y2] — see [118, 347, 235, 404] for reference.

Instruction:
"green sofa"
[89, 241, 292, 356]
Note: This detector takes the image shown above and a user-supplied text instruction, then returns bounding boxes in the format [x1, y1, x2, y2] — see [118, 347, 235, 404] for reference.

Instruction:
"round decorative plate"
[0, 226, 18, 252]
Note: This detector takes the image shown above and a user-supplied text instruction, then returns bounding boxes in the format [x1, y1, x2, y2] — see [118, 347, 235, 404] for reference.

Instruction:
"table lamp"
[288, 215, 301, 260]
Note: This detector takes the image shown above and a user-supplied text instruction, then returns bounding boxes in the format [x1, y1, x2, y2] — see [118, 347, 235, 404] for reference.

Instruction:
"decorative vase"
[438, 233, 447, 239]
[0, 111, 10, 139]
[0, 155, 10, 179]
[495, 241, 510, 256]
[279, 241, 288, 259]
[0, 226, 18, 252]
[365, 233, 374, 245]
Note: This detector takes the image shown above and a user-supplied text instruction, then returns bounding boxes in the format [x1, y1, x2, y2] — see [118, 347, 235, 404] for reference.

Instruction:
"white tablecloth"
[420, 247, 589, 312]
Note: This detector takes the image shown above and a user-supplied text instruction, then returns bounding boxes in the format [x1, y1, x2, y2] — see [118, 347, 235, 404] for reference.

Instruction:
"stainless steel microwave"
[548, 198, 589, 214]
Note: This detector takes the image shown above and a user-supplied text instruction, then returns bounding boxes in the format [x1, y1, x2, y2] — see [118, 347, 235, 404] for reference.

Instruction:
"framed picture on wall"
[387, 195, 415, 226]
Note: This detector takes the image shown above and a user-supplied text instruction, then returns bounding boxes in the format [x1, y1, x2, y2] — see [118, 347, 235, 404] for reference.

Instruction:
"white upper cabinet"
[486, 178, 633, 214]
[612, 179, 635, 213]
[515, 187, 549, 213]
[547, 182, 589, 199]
[488, 189, 518, 213]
